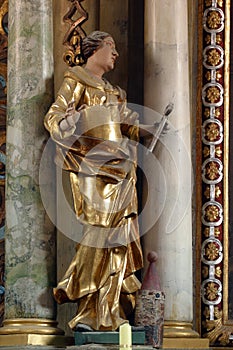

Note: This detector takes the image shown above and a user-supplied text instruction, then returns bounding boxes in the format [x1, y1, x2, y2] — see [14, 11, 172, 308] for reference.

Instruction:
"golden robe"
[44, 66, 143, 331]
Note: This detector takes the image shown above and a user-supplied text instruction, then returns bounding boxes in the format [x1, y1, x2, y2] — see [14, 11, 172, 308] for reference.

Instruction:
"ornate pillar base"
[0, 318, 74, 347]
[164, 321, 199, 338]
[163, 321, 209, 348]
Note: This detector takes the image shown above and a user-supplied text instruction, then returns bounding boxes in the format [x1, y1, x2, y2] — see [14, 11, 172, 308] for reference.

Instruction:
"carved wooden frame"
[196, 0, 233, 346]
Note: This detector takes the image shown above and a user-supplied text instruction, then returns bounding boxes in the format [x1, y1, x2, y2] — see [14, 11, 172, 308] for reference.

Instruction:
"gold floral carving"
[215, 146, 222, 157]
[215, 108, 221, 118]
[216, 71, 222, 81]
[204, 281, 219, 301]
[215, 186, 221, 198]
[205, 0, 223, 7]
[204, 108, 210, 118]
[203, 227, 220, 238]
[207, 11, 222, 29]
[204, 187, 210, 198]
[205, 70, 222, 82]
[205, 122, 220, 141]
[207, 49, 221, 66]
[203, 146, 210, 158]
[203, 306, 211, 319]
[201, 0, 233, 336]
[203, 107, 221, 120]
[206, 86, 220, 103]
[205, 34, 222, 45]
[204, 186, 221, 199]
[214, 227, 221, 237]
[205, 161, 220, 180]
[203, 311, 232, 346]
[204, 227, 210, 237]
[215, 266, 222, 278]
[202, 266, 209, 278]
[205, 242, 219, 260]
[205, 71, 211, 81]
[205, 205, 219, 222]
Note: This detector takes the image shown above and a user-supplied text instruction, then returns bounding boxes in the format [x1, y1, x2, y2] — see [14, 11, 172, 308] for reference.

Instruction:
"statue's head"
[81, 31, 118, 61]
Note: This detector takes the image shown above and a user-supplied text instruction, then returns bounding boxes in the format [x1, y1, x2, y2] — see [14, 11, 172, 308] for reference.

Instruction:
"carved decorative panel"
[197, 0, 233, 346]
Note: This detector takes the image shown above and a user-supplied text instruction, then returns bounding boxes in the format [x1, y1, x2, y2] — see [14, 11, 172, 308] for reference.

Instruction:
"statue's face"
[92, 36, 119, 73]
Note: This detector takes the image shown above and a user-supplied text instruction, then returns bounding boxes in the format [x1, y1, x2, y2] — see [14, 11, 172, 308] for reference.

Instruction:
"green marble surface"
[74, 330, 145, 345]
[5, 0, 55, 320]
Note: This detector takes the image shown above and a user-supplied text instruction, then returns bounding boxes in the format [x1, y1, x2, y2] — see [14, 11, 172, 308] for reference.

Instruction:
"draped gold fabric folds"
[44, 66, 143, 331]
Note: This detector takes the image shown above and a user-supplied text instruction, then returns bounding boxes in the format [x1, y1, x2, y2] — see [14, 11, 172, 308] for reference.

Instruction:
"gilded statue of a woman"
[44, 31, 159, 332]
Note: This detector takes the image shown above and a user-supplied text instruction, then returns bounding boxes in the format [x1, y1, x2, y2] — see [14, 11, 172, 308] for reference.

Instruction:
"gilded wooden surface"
[63, 0, 88, 66]
[197, 0, 233, 346]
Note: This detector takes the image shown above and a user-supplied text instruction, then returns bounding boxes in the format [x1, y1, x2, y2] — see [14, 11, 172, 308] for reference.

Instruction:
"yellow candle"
[119, 323, 132, 348]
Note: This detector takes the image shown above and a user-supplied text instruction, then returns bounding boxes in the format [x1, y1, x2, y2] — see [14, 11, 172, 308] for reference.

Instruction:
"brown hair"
[81, 31, 111, 61]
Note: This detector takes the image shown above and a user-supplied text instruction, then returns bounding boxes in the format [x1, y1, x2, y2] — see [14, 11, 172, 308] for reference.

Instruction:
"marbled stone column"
[0, 0, 66, 346]
[142, 1, 205, 346]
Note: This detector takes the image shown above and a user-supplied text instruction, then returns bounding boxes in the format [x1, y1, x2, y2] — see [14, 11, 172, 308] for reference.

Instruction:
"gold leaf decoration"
[216, 34, 222, 44]
[205, 71, 211, 81]
[214, 227, 221, 238]
[205, 161, 220, 180]
[205, 281, 219, 301]
[204, 314, 232, 346]
[202, 265, 209, 278]
[206, 86, 220, 103]
[216, 71, 222, 81]
[205, 242, 219, 260]
[215, 108, 221, 118]
[204, 227, 210, 237]
[205, 205, 219, 222]
[215, 146, 222, 158]
[207, 49, 221, 66]
[205, 122, 220, 141]
[207, 11, 222, 29]
[215, 186, 221, 198]
[203, 146, 210, 158]
[204, 186, 210, 199]
[215, 266, 222, 278]
[205, 34, 211, 45]
[203, 306, 210, 319]
[204, 108, 210, 119]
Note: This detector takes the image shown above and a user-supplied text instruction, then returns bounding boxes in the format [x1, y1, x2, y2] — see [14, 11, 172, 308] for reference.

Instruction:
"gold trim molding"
[0, 318, 64, 335]
[0, 334, 74, 347]
[164, 321, 199, 338]
[163, 322, 209, 349]
[163, 338, 209, 349]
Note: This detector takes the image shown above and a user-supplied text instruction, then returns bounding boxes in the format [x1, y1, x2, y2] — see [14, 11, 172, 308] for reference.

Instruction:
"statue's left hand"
[59, 101, 80, 131]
